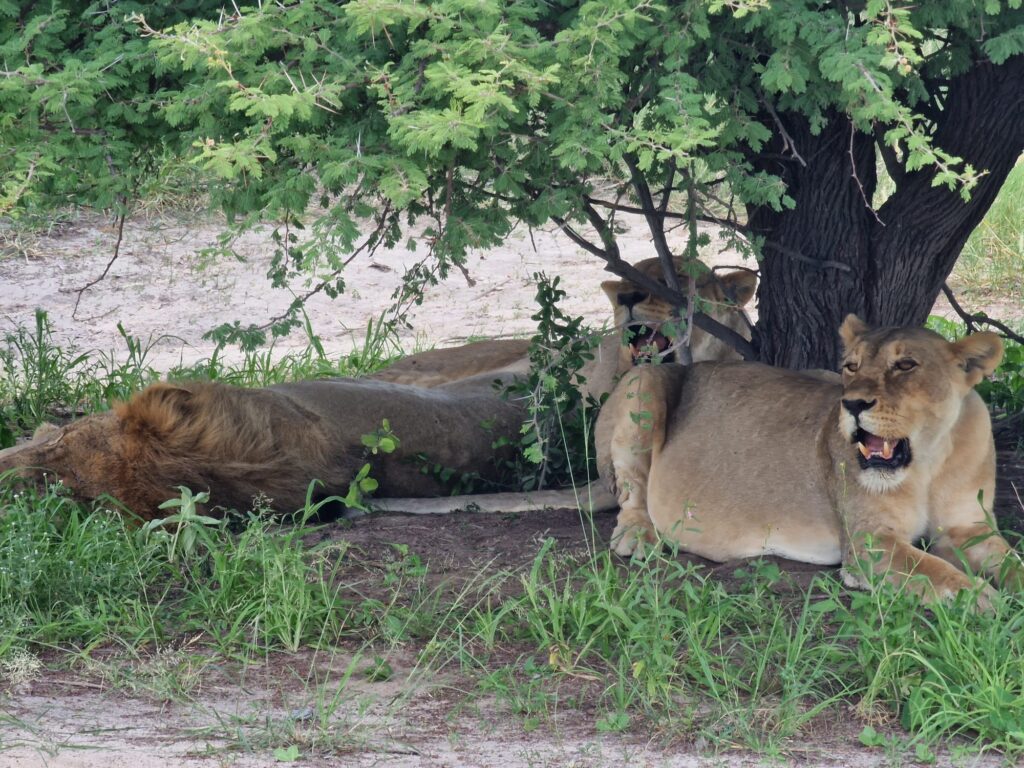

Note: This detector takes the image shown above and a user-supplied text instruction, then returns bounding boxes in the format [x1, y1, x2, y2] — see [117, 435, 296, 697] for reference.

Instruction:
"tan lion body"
[598, 318, 1022, 607]
[375, 257, 757, 401]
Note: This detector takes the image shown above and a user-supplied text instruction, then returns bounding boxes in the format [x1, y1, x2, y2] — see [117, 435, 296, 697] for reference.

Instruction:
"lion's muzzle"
[626, 323, 675, 365]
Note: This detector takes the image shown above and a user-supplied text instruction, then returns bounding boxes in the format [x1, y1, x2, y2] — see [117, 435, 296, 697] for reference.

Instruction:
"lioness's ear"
[952, 332, 1003, 386]
[715, 270, 757, 308]
[601, 280, 623, 307]
[838, 314, 869, 350]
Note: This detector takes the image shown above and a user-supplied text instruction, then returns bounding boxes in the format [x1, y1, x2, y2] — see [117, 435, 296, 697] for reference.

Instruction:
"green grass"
[954, 160, 1024, 301]
[3, 471, 1024, 759]
[0, 308, 406, 443]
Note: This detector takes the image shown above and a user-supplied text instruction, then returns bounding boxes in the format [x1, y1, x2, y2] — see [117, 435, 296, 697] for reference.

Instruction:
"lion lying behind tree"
[597, 314, 1023, 609]
[0, 258, 756, 520]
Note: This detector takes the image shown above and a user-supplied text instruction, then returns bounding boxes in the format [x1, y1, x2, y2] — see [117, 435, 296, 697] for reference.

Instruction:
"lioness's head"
[838, 314, 1002, 493]
[600, 257, 757, 366]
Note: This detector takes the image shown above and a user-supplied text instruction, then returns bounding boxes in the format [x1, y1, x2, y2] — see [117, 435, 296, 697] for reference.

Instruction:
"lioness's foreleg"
[598, 369, 673, 557]
[841, 531, 996, 611]
[930, 524, 1024, 591]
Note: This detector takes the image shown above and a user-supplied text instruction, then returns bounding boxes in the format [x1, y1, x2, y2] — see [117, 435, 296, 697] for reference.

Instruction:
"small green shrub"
[504, 274, 602, 491]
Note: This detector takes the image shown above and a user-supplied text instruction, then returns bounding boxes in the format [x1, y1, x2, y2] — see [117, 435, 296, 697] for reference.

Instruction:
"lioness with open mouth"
[597, 314, 1023, 609]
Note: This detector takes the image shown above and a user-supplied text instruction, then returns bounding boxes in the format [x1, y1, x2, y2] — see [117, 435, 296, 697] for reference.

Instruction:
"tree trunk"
[748, 55, 1024, 371]
[748, 112, 877, 370]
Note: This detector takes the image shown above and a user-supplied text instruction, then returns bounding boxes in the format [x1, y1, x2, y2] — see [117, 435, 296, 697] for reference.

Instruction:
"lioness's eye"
[894, 358, 918, 372]
[843, 361, 858, 373]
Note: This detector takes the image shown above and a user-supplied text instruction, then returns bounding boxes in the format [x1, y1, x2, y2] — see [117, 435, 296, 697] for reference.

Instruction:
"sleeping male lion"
[0, 257, 755, 521]
[597, 315, 1023, 608]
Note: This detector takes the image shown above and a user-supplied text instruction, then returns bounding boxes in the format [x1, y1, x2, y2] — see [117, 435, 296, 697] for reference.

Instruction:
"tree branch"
[761, 98, 807, 167]
[69, 211, 127, 318]
[624, 152, 681, 295]
[761, 239, 852, 272]
[873, 125, 907, 189]
[941, 284, 1024, 346]
[584, 195, 749, 235]
[540, 187, 758, 360]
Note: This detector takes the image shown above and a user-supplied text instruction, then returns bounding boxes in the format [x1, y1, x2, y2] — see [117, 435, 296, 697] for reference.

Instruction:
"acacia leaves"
[1, 1, 1021, 344]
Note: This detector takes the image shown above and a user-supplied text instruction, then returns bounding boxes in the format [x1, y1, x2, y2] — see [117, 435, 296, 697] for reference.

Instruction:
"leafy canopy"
[2, 1, 1021, 344]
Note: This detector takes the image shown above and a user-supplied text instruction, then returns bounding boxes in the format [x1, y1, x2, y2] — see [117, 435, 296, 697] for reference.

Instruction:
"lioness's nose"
[617, 291, 648, 309]
[842, 398, 876, 417]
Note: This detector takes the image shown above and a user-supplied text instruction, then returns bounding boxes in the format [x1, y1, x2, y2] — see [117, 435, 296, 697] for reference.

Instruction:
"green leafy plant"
[505, 273, 602, 491]
[4, 2, 1021, 369]
[0, 309, 94, 429]
[140, 486, 220, 563]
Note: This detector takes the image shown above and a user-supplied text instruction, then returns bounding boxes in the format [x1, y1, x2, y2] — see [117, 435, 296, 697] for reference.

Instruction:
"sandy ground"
[1, 213, 1021, 767]
[1, 212, 730, 371]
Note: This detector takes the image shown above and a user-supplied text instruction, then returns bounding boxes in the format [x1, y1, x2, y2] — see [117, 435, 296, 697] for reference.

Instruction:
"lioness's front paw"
[610, 519, 657, 557]
[929, 573, 997, 614]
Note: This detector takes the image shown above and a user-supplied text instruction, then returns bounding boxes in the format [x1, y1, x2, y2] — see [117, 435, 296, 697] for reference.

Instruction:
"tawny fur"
[0, 377, 524, 520]
[597, 316, 1022, 610]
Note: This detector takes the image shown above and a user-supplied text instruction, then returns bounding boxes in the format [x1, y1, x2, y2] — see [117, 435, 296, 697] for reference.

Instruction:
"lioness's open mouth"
[627, 324, 675, 365]
[852, 427, 912, 471]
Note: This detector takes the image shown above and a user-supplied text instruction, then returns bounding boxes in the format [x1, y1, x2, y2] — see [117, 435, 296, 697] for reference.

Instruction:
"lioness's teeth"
[858, 442, 871, 460]
[882, 440, 893, 460]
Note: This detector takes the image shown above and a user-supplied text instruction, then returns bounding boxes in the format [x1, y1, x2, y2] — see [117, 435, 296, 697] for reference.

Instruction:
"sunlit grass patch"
[953, 160, 1024, 302]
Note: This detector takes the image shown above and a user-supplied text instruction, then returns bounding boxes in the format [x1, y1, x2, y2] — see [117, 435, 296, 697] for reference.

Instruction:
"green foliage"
[4, 469, 1024, 756]
[0, 309, 407, 442]
[3, 1, 1020, 348]
[927, 316, 1024, 416]
[0, 309, 94, 429]
[345, 419, 400, 510]
[506, 274, 602, 490]
[982, 339, 1024, 416]
[0, 479, 359, 652]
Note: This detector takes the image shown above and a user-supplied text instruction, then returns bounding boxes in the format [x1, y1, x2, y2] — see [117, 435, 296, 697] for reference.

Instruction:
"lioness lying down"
[0, 258, 756, 520]
[597, 315, 1023, 607]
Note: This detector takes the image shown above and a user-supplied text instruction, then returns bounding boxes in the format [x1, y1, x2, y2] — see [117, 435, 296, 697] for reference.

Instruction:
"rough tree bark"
[749, 55, 1024, 371]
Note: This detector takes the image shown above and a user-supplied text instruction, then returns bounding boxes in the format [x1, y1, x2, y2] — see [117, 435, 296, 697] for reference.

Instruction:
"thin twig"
[762, 99, 807, 167]
[584, 195, 749, 234]
[762, 240, 852, 272]
[624, 152, 681, 294]
[254, 205, 393, 331]
[70, 212, 127, 318]
[941, 284, 1024, 345]
[542, 186, 757, 360]
[849, 119, 885, 226]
